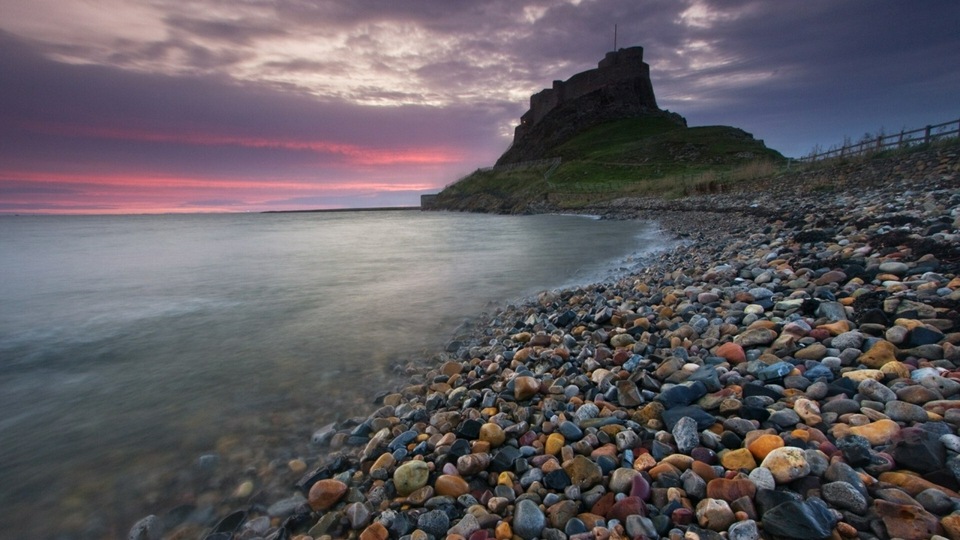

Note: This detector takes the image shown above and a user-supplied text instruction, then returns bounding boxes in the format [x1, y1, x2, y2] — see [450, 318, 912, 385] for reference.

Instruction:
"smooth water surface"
[0, 211, 668, 537]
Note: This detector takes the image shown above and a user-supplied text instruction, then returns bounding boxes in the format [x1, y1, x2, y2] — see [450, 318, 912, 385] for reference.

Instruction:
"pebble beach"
[134, 145, 960, 540]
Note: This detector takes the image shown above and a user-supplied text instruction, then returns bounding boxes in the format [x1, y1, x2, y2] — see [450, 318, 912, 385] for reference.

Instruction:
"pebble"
[416, 509, 449, 538]
[144, 147, 960, 540]
[820, 481, 868, 514]
[760, 447, 810, 484]
[513, 499, 545, 540]
[307, 479, 347, 511]
[672, 416, 699, 454]
[394, 460, 430, 496]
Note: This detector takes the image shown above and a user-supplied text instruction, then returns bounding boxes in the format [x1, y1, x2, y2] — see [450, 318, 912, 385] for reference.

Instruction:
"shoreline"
[137, 146, 960, 540]
[262, 207, 422, 214]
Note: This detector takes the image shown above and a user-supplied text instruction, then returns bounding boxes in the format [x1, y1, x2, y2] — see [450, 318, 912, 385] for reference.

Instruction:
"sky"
[1, 1, 958, 214]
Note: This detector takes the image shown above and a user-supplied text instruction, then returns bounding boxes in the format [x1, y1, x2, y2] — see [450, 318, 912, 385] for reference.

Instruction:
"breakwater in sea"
[131, 146, 960, 540]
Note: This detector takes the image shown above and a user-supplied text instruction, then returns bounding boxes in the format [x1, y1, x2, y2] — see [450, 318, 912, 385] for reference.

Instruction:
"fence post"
[898, 130, 904, 149]
[924, 125, 932, 144]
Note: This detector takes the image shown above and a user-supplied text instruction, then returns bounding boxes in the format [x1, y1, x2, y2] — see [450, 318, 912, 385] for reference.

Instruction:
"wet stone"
[416, 509, 449, 538]
[761, 498, 836, 540]
[820, 481, 868, 514]
[662, 406, 716, 431]
[890, 429, 946, 473]
[858, 378, 896, 402]
[308, 479, 348, 511]
[543, 469, 572, 490]
[875, 499, 942, 540]
[760, 447, 810, 484]
[513, 499, 546, 540]
[490, 446, 521, 472]
[696, 498, 735, 532]
[728, 519, 760, 540]
[672, 416, 700, 454]
[915, 487, 953, 514]
[658, 381, 707, 409]
[885, 400, 929, 423]
[557, 420, 583, 441]
[757, 361, 794, 382]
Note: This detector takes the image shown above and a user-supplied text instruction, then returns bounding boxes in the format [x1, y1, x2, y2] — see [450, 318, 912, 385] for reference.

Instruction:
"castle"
[514, 47, 657, 140]
[497, 46, 679, 165]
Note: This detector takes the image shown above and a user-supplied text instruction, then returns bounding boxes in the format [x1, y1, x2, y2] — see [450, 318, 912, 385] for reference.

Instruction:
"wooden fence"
[799, 117, 960, 163]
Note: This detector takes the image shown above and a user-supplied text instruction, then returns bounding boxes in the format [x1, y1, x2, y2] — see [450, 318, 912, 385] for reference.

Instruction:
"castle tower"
[509, 47, 658, 145]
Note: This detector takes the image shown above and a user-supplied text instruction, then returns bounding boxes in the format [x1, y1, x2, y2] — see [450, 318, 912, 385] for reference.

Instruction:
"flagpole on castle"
[614, 24, 618, 51]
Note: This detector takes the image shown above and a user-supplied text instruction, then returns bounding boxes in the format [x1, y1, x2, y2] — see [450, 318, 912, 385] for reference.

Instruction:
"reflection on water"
[0, 211, 667, 537]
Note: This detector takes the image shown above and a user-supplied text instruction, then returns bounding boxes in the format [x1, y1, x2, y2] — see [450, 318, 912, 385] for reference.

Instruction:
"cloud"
[164, 14, 288, 45]
[0, 0, 958, 212]
[0, 29, 507, 212]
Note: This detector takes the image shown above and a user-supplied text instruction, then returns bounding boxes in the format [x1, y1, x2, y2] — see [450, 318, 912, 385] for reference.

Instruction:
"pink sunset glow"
[1, 1, 958, 213]
[23, 122, 464, 166]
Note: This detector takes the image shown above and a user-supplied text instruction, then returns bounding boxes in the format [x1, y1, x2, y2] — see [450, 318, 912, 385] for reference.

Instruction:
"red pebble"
[671, 508, 694, 525]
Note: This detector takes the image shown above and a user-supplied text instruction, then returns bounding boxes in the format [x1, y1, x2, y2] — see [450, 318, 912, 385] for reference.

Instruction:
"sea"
[0, 210, 670, 537]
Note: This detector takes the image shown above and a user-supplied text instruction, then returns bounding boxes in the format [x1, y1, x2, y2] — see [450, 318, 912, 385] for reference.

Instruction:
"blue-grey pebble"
[558, 420, 583, 441]
[821, 481, 868, 514]
[672, 416, 700, 454]
[916, 487, 954, 514]
[768, 408, 801, 428]
[728, 519, 760, 540]
[513, 499, 546, 540]
[858, 378, 896, 402]
[416, 509, 449, 538]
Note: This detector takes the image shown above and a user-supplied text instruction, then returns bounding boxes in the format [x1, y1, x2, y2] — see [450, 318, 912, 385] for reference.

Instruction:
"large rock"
[832, 419, 900, 445]
[513, 499, 546, 540]
[563, 455, 603, 488]
[434, 474, 469, 497]
[393, 461, 430, 496]
[514, 376, 540, 400]
[760, 447, 810, 484]
[417, 509, 450, 538]
[672, 416, 700, 454]
[820, 481, 868, 514]
[760, 499, 836, 539]
[859, 340, 898, 368]
[308, 479, 348, 510]
[696, 498, 735, 532]
[128, 515, 162, 540]
[662, 405, 716, 431]
[875, 499, 943, 539]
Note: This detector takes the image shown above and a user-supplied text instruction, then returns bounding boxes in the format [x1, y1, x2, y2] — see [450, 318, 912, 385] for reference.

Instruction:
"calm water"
[0, 211, 668, 537]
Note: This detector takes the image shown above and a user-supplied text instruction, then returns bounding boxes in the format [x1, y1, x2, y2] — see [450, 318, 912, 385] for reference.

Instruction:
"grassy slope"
[435, 117, 786, 212]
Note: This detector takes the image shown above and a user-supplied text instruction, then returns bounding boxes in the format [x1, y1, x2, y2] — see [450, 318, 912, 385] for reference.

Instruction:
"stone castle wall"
[515, 47, 656, 140]
[498, 45, 674, 165]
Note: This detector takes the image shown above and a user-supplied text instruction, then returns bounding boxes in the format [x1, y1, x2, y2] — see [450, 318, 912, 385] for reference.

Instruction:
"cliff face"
[497, 46, 683, 165]
[496, 88, 685, 165]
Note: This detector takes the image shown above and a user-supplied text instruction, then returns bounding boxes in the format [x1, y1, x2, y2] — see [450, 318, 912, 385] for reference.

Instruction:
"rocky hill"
[497, 46, 676, 165]
[431, 116, 783, 214]
[429, 46, 783, 213]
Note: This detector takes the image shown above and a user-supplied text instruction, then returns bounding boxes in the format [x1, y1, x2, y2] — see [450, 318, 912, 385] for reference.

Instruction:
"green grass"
[437, 116, 787, 211]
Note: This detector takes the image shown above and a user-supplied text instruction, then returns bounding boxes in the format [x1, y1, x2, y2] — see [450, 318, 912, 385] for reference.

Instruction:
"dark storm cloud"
[637, 1, 960, 155]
